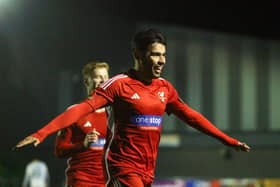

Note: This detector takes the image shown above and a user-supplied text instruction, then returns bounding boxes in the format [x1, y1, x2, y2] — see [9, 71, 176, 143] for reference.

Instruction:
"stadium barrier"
[152, 178, 280, 187]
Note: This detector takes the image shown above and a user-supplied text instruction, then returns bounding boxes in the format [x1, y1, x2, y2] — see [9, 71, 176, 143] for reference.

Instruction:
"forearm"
[183, 110, 237, 145]
[173, 103, 238, 145]
[31, 102, 93, 142]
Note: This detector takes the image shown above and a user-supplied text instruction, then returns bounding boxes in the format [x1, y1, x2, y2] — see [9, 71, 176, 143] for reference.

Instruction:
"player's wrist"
[30, 133, 42, 143]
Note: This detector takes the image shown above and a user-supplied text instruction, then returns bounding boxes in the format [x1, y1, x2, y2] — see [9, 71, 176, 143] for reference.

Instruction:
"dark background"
[0, 0, 279, 186]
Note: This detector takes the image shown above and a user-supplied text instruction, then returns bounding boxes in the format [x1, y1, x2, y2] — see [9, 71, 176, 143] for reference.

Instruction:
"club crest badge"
[158, 92, 166, 103]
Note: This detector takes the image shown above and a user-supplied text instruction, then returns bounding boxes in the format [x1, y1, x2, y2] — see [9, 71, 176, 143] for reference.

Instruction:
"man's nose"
[158, 57, 166, 65]
[159, 55, 166, 64]
[100, 77, 106, 83]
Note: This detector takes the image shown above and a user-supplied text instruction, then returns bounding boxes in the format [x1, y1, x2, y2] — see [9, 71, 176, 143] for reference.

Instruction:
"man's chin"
[152, 73, 161, 78]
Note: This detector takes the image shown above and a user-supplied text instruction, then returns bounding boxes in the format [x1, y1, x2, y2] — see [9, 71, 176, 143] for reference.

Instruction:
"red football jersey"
[31, 69, 238, 185]
[87, 69, 238, 184]
[55, 108, 107, 186]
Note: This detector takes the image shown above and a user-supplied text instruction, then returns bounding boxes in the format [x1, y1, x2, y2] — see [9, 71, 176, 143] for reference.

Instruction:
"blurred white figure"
[22, 159, 50, 187]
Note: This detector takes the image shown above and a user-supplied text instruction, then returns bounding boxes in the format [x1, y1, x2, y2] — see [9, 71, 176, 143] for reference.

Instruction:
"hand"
[233, 141, 251, 152]
[13, 136, 40, 150]
[83, 128, 100, 148]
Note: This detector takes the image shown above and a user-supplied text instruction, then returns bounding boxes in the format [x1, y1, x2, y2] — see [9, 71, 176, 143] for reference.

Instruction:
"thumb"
[34, 139, 40, 147]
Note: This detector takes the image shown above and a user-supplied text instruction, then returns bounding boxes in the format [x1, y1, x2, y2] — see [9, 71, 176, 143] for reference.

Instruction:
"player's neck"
[87, 88, 94, 96]
[132, 68, 153, 84]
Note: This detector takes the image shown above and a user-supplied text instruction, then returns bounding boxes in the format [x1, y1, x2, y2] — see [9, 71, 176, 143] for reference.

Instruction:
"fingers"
[87, 129, 100, 142]
[84, 129, 101, 148]
[16, 136, 34, 148]
[87, 134, 98, 143]
[237, 142, 251, 152]
[91, 128, 100, 136]
[34, 139, 41, 147]
[242, 143, 251, 150]
[86, 129, 100, 143]
[13, 136, 40, 150]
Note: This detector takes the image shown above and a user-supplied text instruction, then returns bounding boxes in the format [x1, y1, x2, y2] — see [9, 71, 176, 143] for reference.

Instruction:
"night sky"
[125, 0, 280, 40]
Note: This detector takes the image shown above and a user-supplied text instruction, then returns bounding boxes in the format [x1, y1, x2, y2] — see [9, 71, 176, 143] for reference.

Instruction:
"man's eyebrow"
[150, 52, 166, 55]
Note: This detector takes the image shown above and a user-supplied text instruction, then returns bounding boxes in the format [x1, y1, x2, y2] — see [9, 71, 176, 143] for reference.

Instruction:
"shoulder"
[99, 73, 128, 90]
[155, 77, 174, 88]
[66, 104, 78, 111]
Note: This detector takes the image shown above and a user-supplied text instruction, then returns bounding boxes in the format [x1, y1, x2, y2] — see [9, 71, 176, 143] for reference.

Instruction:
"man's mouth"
[154, 66, 162, 74]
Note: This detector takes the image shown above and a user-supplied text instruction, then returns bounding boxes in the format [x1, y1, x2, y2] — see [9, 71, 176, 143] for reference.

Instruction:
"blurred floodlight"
[0, 0, 22, 21]
[0, 0, 9, 4]
[0, 0, 11, 10]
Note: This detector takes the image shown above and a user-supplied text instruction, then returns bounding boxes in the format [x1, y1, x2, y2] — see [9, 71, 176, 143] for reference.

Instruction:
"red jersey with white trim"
[87, 69, 238, 184]
[55, 107, 107, 186]
[31, 69, 238, 185]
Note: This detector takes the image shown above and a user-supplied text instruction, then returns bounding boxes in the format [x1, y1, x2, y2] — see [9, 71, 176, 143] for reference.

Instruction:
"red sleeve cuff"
[224, 137, 239, 146]
[30, 133, 43, 143]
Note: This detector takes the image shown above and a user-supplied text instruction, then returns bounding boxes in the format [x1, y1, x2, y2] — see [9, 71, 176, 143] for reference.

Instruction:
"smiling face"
[136, 42, 166, 80]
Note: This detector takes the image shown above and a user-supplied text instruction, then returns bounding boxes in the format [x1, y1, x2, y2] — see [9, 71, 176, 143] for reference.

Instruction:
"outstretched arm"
[167, 98, 250, 152]
[14, 94, 108, 149]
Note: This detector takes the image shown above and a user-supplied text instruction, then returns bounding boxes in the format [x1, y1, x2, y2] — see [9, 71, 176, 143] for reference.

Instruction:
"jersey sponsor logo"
[89, 138, 106, 150]
[131, 93, 140, 99]
[130, 115, 162, 127]
[83, 121, 92, 127]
